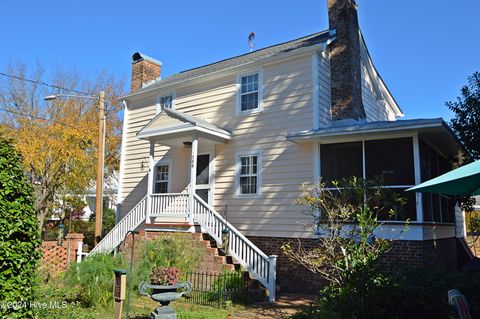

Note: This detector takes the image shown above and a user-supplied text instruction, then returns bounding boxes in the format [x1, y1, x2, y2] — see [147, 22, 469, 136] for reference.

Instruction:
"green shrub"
[63, 253, 126, 308]
[66, 220, 95, 248]
[133, 234, 204, 287]
[0, 137, 41, 319]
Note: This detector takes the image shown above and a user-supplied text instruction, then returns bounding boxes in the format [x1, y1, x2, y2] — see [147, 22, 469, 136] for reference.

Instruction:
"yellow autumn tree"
[0, 63, 124, 230]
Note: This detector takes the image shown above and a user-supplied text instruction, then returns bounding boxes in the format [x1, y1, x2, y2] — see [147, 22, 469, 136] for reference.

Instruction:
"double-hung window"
[237, 71, 263, 114]
[236, 151, 262, 197]
[156, 94, 174, 113]
[153, 164, 169, 193]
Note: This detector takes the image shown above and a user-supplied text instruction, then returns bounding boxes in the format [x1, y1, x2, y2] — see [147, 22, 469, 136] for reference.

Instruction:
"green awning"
[407, 160, 480, 196]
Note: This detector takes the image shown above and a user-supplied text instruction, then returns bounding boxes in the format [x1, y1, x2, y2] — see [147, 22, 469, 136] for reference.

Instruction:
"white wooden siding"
[359, 43, 397, 121]
[317, 51, 332, 127]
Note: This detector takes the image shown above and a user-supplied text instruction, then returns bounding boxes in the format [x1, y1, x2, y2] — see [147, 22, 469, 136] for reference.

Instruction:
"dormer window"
[156, 94, 174, 113]
[237, 70, 263, 114]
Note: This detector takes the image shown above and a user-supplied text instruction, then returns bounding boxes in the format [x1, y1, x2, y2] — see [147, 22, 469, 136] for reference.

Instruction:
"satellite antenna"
[248, 32, 256, 52]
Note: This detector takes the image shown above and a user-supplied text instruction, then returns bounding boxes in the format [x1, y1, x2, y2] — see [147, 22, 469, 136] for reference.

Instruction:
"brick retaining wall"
[40, 233, 84, 275]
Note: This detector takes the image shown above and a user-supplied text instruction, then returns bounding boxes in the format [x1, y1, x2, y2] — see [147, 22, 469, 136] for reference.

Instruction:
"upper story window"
[156, 94, 174, 113]
[236, 151, 262, 197]
[237, 71, 263, 114]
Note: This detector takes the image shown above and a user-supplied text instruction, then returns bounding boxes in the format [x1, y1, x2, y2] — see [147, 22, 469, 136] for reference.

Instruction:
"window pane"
[249, 176, 257, 194]
[365, 138, 414, 185]
[241, 92, 258, 111]
[159, 95, 172, 110]
[240, 176, 257, 194]
[241, 156, 250, 175]
[240, 177, 249, 194]
[155, 182, 168, 194]
[321, 142, 363, 184]
[154, 165, 169, 193]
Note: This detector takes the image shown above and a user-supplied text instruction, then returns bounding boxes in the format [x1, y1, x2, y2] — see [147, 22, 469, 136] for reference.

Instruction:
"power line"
[0, 72, 90, 96]
[0, 72, 111, 112]
[0, 107, 89, 132]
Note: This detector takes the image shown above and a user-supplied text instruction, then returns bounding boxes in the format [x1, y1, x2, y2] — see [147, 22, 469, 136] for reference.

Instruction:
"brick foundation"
[382, 238, 458, 270]
[247, 236, 459, 294]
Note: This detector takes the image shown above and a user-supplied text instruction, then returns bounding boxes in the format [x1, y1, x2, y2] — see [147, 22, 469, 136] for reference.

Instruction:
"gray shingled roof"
[138, 30, 330, 92]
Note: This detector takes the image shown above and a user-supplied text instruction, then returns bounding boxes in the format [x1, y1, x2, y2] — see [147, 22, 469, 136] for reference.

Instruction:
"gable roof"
[127, 30, 330, 96]
[137, 108, 231, 141]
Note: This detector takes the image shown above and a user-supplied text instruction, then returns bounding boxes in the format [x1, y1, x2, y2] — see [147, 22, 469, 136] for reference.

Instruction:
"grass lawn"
[33, 278, 311, 319]
[34, 279, 244, 319]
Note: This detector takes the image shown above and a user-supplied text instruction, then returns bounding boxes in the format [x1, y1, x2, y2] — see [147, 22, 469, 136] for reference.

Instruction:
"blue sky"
[1, 0, 479, 120]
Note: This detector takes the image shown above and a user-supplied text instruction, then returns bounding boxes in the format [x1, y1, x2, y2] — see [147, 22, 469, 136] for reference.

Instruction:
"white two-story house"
[93, 0, 466, 297]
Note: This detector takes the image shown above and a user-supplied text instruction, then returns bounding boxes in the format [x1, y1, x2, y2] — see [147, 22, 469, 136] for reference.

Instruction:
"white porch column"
[412, 134, 423, 223]
[146, 141, 155, 224]
[189, 136, 198, 224]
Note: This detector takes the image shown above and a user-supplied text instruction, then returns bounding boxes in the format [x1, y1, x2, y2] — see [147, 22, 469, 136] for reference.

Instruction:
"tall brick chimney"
[328, 0, 366, 121]
[130, 52, 162, 92]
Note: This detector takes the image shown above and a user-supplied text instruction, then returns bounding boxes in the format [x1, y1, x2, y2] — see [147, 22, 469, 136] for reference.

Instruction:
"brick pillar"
[63, 233, 84, 266]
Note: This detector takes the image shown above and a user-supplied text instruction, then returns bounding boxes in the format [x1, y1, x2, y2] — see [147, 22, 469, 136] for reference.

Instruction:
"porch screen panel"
[420, 139, 455, 223]
[321, 142, 362, 184]
[365, 138, 416, 221]
[320, 138, 417, 221]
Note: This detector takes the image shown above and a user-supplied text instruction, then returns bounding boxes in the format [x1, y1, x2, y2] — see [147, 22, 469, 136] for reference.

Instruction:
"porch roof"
[137, 108, 232, 144]
[287, 118, 465, 157]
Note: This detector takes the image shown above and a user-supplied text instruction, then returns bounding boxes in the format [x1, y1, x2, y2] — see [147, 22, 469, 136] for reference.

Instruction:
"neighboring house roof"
[131, 30, 330, 94]
[137, 108, 231, 142]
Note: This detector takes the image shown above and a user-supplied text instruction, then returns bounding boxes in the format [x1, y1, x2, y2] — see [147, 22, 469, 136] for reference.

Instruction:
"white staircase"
[89, 195, 147, 255]
[88, 193, 277, 301]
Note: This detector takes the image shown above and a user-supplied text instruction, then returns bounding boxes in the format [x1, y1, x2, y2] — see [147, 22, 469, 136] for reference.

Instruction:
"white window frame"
[235, 150, 263, 198]
[236, 69, 263, 115]
[152, 159, 172, 194]
[156, 92, 176, 114]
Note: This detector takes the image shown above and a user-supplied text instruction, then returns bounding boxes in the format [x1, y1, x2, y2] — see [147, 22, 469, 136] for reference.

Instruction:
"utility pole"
[95, 91, 106, 245]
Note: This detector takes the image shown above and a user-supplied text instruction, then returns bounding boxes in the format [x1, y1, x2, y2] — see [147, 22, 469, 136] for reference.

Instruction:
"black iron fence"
[184, 271, 248, 307]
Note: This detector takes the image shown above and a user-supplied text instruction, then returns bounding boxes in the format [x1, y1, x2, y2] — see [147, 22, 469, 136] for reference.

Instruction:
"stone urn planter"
[139, 266, 192, 319]
[139, 282, 192, 319]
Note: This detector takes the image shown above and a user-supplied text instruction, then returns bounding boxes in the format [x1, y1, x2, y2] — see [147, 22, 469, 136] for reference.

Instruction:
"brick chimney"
[328, 0, 366, 121]
[130, 52, 162, 92]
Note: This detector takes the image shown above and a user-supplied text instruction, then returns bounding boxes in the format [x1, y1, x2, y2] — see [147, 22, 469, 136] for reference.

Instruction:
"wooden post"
[113, 269, 127, 319]
[76, 241, 83, 263]
[188, 136, 198, 224]
[146, 141, 155, 224]
[95, 91, 106, 245]
[268, 255, 277, 302]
